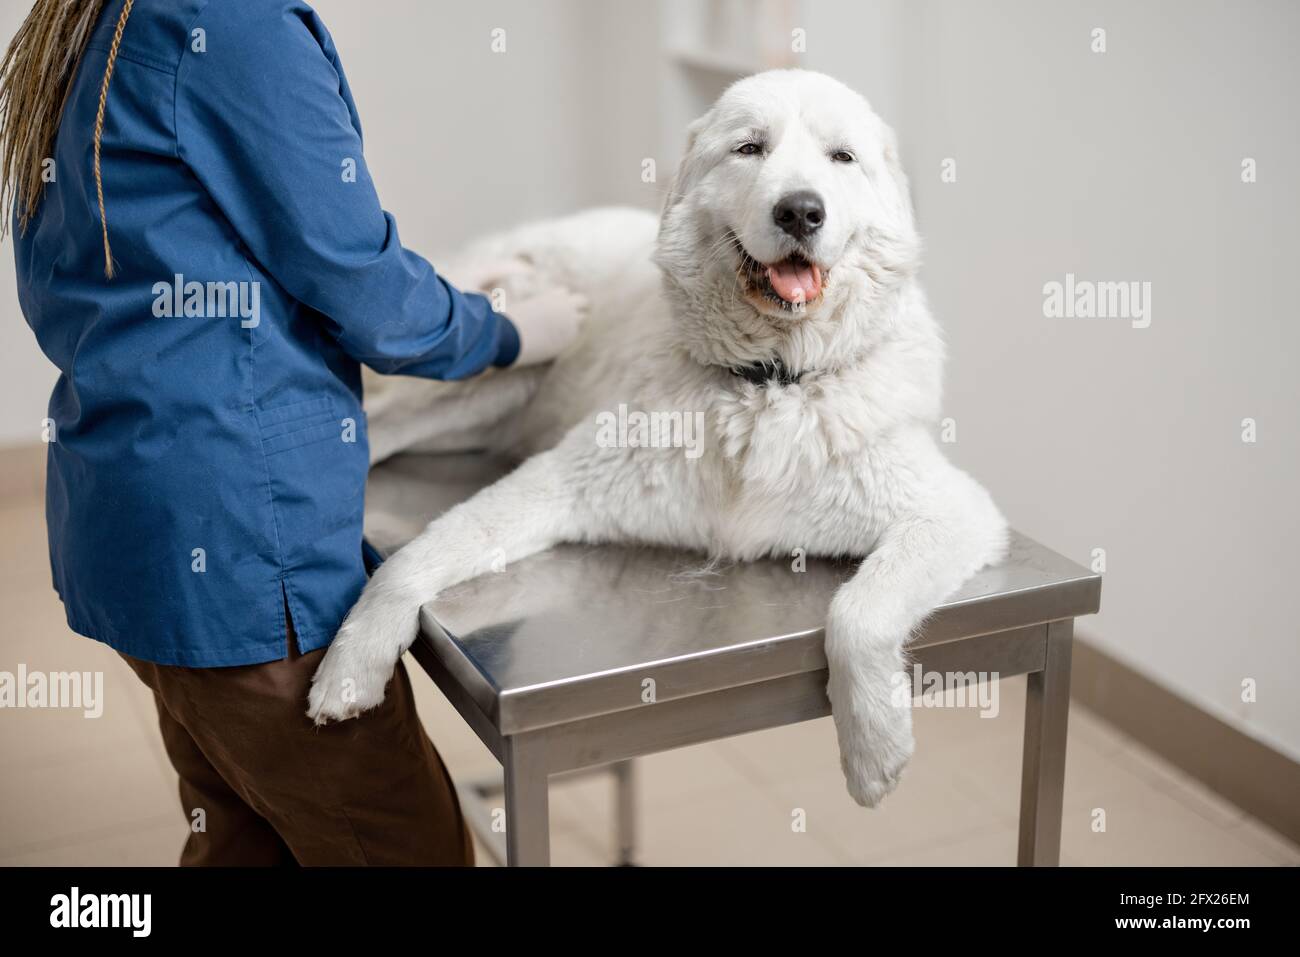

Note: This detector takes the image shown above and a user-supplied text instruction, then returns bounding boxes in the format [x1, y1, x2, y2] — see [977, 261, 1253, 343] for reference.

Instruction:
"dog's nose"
[772, 190, 825, 240]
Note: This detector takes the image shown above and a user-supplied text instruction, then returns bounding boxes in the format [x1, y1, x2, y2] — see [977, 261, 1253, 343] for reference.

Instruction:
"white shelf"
[669, 45, 792, 78]
[656, 0, 804, 171]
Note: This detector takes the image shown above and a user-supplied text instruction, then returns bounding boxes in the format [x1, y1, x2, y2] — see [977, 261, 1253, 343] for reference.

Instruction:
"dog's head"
[656, 70, 921, 370]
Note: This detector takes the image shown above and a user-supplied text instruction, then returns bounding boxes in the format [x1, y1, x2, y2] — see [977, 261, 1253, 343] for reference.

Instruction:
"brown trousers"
[121, 633, 473, 866]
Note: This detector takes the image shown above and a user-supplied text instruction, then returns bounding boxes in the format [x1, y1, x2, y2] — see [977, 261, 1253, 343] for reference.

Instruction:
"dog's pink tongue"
[766, 260, 822, 303]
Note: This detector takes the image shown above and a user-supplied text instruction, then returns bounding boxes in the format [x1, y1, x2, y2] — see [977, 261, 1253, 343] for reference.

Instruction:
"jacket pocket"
[258, 397, 339, 455]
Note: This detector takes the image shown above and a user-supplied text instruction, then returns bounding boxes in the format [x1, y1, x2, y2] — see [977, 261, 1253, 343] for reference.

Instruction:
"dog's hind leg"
[362, 207, 660, 464]
[363, 363, 546, 464]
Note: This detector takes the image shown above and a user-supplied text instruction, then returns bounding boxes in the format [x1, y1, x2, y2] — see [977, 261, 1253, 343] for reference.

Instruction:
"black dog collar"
[729, 358, 804, 387]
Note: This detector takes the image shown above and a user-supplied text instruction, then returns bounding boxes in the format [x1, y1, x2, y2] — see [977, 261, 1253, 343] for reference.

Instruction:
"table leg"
[503, 735, 550, 866]
[1017, 618, 1074, 866]
[612, 759, 637, 865]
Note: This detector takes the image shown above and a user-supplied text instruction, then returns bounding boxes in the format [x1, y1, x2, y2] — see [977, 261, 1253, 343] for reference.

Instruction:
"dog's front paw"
[307, 591, 421, 724]
[833, 688, 914, 808]
[306, 624, 396, 725]
[825, 603, 916, 808]
[306, 556, 431, 724]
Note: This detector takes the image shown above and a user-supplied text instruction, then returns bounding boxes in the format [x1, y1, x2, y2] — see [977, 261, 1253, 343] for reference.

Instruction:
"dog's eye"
[734, 142, 764, 156]
[830, 149, 856, 163]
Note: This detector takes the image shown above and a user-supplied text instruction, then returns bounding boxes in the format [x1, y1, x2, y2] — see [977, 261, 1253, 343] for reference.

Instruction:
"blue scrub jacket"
[14, 0, 521, 666]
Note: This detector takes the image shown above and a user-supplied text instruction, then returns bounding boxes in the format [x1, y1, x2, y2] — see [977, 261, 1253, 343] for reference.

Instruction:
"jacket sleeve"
[172, 0, 519, 378]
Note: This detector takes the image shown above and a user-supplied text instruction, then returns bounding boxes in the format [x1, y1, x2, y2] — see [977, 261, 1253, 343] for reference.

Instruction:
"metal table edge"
[415, 553, 1103, 737]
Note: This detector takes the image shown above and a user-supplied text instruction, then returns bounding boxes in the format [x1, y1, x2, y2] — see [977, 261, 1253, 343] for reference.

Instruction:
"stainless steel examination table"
[365, 453, 1102, 866]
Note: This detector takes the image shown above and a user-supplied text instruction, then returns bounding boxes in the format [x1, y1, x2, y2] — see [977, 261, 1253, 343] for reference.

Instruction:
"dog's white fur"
[309, 70, 1008, 807]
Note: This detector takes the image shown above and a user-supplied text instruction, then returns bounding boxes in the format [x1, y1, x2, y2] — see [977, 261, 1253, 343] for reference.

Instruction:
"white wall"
[804, 0, 1300, 759]
[0, 3, 57, 448]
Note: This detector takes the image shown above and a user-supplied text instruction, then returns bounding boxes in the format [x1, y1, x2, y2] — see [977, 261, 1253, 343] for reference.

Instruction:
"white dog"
[308, 70, 1008, 807]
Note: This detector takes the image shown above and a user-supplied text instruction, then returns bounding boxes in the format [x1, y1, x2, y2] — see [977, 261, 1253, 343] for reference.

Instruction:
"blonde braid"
[92, 0, 133, 278]
[0, 0, 108, 239]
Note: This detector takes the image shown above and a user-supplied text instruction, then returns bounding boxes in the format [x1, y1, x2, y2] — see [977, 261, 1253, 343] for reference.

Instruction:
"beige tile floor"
[1, 482, 1296, 867]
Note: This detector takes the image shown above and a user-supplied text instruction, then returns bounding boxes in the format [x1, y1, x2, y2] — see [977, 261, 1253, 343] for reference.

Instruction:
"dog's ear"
[662, 111, 712, 214]
[866, 122, 923, 284]
[880, 123, 915, 221]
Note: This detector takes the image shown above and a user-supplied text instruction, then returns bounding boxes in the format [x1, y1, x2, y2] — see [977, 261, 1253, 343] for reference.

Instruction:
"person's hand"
[508, 287, 589, 366]
[446, 255, 586, 366]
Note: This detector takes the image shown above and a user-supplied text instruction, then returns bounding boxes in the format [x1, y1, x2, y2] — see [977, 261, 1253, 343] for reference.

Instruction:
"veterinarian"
[1, 0, 583, 865]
